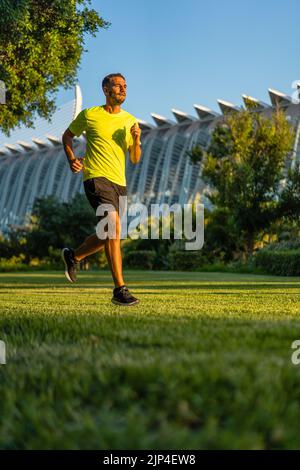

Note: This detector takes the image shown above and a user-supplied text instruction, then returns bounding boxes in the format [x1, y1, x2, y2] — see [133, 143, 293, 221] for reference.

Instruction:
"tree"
[195, 107, 295, 257]
[186, 144, 203, 165]
[277, 162, 300, 222]
[0, 0, 109, 134]
[0, 194, 106, 268]
[26, 194, 96, 258]
[203, 207, 244, 262]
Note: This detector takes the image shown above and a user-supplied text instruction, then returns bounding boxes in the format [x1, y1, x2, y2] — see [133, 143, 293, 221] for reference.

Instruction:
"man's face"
[104, 76, 127, 105]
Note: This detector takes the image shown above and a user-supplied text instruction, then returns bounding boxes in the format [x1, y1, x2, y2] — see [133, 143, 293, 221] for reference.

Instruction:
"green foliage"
[186, 144, 203, 165]
[0, 228, 30, 261]
[198, 109, 295, 256]
[46, 246, 67, 269]
[123, 239, 171, 270]
[277, 162, 300, 221]
[0, 193, 97, 265]
[27, 193, 96, 258]
[0, 0, 109, 134]
[254, 238, 300, 276]
[203, 207, 244, 262]
[255, 249, 300, 276]
[261, 239, 300, 251]
[268, 218, 300, 245]
[168, 250, 207, 270]
[122, 226, 173, 270]
[0, 0, 27, 26]
[0, 233, 16, 258]
[123, 250, 156, 270]
[0, 254, 27, 271]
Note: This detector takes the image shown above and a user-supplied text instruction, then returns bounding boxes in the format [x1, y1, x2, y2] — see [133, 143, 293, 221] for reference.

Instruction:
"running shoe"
[111, 285, 139, 306]
[61, 247, 79, 283]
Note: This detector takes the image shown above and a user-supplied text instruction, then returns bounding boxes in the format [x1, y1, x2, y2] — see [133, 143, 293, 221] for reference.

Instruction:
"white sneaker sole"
[61, 248, 74, 283]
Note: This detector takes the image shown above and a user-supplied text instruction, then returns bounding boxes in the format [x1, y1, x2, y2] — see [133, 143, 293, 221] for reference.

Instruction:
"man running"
[61, 73, 142, 306]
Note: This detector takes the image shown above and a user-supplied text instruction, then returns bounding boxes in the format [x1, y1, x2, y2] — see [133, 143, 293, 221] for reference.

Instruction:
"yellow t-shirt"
[68, 105, 138, 186]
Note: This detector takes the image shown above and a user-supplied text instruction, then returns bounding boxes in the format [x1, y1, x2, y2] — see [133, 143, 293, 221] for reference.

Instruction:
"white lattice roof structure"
[1, 84, 300, 231]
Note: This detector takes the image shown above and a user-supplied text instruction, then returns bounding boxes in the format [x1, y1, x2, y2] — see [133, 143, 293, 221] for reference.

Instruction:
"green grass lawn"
[1, 269, 300, 450]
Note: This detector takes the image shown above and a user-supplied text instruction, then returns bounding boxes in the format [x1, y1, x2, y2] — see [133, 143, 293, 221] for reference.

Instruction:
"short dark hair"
[102, 73, 126, 89]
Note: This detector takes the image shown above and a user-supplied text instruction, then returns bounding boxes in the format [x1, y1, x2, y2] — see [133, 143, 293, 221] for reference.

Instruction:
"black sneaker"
[61, 248, 79, 283]
[112, 286, 139, 306]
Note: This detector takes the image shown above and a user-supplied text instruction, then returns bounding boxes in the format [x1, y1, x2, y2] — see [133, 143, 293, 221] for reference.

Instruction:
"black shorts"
[84, 176, 127, 221]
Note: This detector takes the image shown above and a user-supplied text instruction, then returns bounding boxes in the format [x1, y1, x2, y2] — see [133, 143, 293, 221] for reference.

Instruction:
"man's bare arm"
[129, 141, 142, 164]
[62, 129, 84, 173]
[129, 123, 142, 164]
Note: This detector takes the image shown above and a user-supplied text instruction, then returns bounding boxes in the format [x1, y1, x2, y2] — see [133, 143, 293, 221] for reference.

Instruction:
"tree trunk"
[246, 231, 254, 259]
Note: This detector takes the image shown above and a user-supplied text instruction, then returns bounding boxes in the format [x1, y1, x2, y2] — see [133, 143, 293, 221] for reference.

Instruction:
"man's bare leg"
[74, 233, 105, 262]
[104, 211, 124, 288]
[63, 210, 138, 304]
[105, 238, 124, 287]
[104, 211, 138, 304]
[73, 212, 124, 287]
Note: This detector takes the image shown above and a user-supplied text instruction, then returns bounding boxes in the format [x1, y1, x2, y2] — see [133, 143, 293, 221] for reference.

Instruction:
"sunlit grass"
[1, 270, 300, 449]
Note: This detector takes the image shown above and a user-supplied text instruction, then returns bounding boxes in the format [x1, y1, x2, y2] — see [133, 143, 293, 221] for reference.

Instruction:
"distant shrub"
[122, 238, 171, 270]
[255, 249, 300, 276]
[0, 255, 27, 272]
[168, 250, 207, 271]
[44, 247, 64, 269]
[262, 239, 300, 251]
[123, 250, 156, 269]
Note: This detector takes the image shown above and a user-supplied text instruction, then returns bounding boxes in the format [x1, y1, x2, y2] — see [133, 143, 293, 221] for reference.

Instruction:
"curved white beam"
[242, 94, 271, 109]
[171, 108, 196, 123]
[5, 144, 21, 154]
[74, 84, 83, 119]
[32, 138, 51, 149]
[46, 134, 61, 146]
[217, 100, 241, 115]
[193, 104, 219, 120]
[17, 140, 36, 151]
[137, 119, 154, 131]
[150, 113, 175, 127]
[268, 88, 293, 108]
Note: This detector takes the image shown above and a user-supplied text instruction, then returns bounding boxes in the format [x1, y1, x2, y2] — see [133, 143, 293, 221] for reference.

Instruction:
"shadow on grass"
[1, 283, 300, 291]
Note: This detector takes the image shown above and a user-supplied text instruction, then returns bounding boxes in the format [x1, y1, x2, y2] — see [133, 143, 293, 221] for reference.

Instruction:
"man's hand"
[62, 129, 84, 173]
[69, 157, 84, 173]
[129, 123, 142, 164]
[130, 122, 141, 145]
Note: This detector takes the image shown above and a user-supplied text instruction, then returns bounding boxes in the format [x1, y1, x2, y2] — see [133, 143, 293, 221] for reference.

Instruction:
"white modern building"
[0, 85, 300, 231]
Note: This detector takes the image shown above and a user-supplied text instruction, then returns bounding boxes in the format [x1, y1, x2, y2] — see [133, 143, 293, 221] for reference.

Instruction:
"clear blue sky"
[57, 0, 300, 123]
